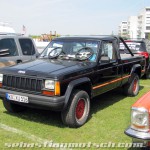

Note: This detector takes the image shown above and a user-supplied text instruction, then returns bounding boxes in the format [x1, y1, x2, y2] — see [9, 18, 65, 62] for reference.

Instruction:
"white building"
[118, 21, 128, 37]
[118, 7, 150, 39]
[128, 16, 138, 38]
[138, 7, 150, 38]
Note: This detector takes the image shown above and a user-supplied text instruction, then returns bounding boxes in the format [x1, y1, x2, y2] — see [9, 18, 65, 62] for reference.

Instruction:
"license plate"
[6, 93, 29, 103]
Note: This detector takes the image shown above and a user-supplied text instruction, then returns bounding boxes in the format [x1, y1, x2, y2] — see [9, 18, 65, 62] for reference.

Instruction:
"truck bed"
[120, 54, 144, 60]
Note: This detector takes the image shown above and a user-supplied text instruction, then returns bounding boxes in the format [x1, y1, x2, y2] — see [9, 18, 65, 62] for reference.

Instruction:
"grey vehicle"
[0, 34, 38, 64]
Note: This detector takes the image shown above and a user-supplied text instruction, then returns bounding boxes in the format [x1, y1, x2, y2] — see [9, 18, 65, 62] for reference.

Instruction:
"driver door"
[93, 40, 121, 96]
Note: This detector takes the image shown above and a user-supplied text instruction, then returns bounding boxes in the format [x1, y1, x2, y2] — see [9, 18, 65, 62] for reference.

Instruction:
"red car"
[120, 39, 150, 79]
[125, 91, 150, 147]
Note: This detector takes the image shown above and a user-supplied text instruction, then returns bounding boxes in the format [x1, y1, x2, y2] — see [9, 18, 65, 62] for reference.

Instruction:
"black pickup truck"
[0, 36, 146, 127]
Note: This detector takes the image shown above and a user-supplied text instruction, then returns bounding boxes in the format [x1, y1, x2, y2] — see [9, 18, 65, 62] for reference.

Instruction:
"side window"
[0, 38, 18, 56]
[19, 39, 35, 55]
[119, 41, 133, 58]
[101, 41, 116, 61]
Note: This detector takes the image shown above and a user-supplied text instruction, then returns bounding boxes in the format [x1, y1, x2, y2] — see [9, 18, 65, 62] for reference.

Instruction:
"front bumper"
[0, 88, 65, 110]
[125, 127, 150, 140]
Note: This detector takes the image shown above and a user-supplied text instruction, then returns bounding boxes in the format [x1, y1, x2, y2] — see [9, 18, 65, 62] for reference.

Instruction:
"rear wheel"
[3, 99, 27, 113]
[123, 73, 139, 96]
[61, 90, 90, 128]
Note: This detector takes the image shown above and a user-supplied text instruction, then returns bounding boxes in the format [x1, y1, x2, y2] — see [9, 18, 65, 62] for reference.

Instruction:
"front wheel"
[61, 90, 90, 128]
[123, 73, 139, 96]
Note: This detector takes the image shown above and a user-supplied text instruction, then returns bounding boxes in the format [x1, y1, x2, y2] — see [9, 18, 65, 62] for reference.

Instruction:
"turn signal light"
[55, 81, 60, 96]
[42, 90, 55, 96]
[0, 83, 2, 88]
[133, 124, 146, 129]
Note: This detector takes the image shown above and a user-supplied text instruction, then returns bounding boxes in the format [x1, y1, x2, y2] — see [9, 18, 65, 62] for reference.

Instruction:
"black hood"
[1, 59, 96, 78]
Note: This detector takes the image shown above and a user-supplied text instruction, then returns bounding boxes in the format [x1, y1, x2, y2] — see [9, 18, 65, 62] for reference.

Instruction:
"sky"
[0, 0, 149, 35]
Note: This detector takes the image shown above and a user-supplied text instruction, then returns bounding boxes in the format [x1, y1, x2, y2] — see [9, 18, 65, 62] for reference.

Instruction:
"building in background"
[137, 7, 150, 38]
[33, 31, 59, 53]
[118, 7, 150, 39]
[128, 16, 138, 38]
[118, 21, 128, 37]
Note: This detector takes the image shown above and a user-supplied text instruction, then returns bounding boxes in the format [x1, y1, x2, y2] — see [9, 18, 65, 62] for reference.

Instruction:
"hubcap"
[133, 78, 138, 92]
[76, 99, 85, 120]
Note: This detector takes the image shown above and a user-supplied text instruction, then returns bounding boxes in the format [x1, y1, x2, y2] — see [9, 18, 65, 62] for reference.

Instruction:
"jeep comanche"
[0, 36, 146, 127]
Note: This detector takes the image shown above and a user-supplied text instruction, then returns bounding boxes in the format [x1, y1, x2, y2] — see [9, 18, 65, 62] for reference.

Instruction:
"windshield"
[40, 40, 99, 62]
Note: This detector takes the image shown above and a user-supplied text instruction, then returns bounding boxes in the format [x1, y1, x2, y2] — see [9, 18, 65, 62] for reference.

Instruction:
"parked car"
[0, 36, 146, 127]
[146, 39, 150, 54]
[125, 91, 150, 148]
[0, 33, 39, 63]
[120, 39, 150, 78]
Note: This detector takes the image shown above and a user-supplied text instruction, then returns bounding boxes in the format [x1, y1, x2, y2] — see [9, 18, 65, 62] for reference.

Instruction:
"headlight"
[0, 74, 3, 82]
[131, 107, 149, 132]
[45, 80, 55, 90]
[43, 80, 60, 96]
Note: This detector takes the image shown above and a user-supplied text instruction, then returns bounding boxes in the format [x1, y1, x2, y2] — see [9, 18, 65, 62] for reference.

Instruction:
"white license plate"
[6, 93, 29, 103]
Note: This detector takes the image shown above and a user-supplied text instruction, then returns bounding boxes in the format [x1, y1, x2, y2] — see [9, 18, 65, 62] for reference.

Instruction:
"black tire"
[3, 99, 27, 113]
[61, 90, 90, 128]
[143, 72, 150, 79]
[123, 73, 139, 96]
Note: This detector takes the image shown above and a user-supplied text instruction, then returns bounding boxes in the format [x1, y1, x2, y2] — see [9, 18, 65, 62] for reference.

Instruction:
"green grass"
[0, 79, 150, 150]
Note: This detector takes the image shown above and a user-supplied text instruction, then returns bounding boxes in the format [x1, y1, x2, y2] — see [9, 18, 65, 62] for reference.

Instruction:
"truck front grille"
[2, 75, 43, 93]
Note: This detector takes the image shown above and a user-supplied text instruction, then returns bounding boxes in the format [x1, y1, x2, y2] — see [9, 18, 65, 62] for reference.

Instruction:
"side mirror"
[0, 49, 10, 57]
[100, 56, 110, 63]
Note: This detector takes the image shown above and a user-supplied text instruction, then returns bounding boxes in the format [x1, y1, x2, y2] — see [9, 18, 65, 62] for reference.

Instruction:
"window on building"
[122, 22, 127, 24]
[146, 26, 150, 30]
[19, 39, 35, 55]
[146, 8, 150, 11]
[123, 29, 127, 32]
[0, 38, 18, 56]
